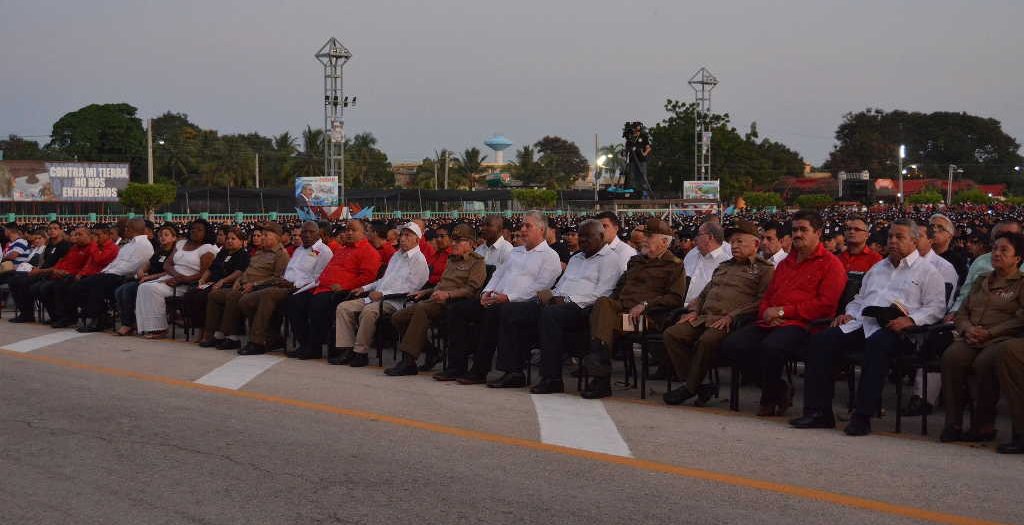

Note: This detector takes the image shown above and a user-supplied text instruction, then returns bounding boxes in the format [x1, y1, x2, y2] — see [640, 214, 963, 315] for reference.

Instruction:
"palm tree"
[456, 147, 488, 190]
[597, 143, 626, 183]
[292, 126, 324, 178]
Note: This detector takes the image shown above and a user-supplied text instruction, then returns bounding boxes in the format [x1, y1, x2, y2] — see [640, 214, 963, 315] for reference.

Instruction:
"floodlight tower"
[316, 37, 353, 204]
[688, 67, 718, 182]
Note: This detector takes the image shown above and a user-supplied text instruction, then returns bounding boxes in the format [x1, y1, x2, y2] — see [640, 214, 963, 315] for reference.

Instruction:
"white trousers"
[136, 276, 185, 333]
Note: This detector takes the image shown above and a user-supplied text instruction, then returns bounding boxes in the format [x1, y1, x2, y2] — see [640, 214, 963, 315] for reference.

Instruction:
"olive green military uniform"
[587, 250, 686, 376]
[942, 269, 1024, 430]
[206, 245, 290, 342]
[392, 251, 487, 357]
[663, 255, 774, 390]
[998, 339, 1024, 443]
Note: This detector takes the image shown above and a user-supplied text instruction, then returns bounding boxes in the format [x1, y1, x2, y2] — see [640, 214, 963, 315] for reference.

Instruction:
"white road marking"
[530, 394, 633, 457]
[195, 355, 284, 390]
[1, 331, 93, 353]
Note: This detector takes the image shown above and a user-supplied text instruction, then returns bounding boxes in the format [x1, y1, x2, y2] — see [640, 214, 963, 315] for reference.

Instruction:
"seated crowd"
[4, 207, 1024, 455]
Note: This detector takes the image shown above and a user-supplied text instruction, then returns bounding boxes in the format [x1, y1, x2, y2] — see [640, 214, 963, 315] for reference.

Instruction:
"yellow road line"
[0, 348, 1009, 525]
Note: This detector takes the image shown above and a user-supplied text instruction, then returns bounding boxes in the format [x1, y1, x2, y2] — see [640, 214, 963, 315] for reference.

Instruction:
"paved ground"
[1, 319, 1022, 525]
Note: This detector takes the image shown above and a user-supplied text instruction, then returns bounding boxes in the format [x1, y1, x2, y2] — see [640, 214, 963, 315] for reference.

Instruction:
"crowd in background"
[4, 203, 1024, 455]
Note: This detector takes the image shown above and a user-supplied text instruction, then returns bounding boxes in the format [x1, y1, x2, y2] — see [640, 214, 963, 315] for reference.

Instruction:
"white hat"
[400, 222, 423, 238]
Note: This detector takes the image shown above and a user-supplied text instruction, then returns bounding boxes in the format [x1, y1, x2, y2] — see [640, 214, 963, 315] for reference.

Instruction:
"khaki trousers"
[336, 298, 397, 354]
[997, 339, 1024, 434]
[662, 321, 729, 390]
[392, 301, 445, 357]
[238, 287, 290, 345]
[941, 338, 1014, 429]
[205, 288, 244, 336]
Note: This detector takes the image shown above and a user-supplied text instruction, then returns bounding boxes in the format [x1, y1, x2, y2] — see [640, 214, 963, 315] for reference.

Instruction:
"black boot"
[582, 340, 612, 377]
[662, 386, 696, 406]
[844, 414, 872, 436]
[789, 410, 836, 429]
[581, 376, 612, 399]
[328, 347, 354, 365]
[385, 354, 419, 376]
[997, 434, 1024, 454]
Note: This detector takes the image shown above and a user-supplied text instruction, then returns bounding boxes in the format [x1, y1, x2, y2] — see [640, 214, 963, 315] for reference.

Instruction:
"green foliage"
[907, 189, 944, 204]
[513, 136, 589, 189]
[46, 103, 146, 178]
[345, 132, 393, 189]
[794, 193, 834, 208]
[648, 101, 804, 199]
[119, 182, 177, 216]
[510, 145, 541, 186]
[454, 147, 488, 190]
[511, 188, 558, 209]
[742, 191, 785, 209]
[0, 135, 65, 160]
[1004, 195, 1024, 205]
[952, 188, 993, 205]
[824, 108, 1024, 186]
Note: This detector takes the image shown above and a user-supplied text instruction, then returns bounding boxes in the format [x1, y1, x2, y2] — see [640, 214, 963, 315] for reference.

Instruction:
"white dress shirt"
[483, 241, 563, 302]
[475, 236, 513, 267]
[102, 234, 155, 277]
[551, 244, 624, 308]
[769, 249, 788, 267]
[608, 235, 638, 272]
[364, 245, 430, 309]
[286, 239, 334, 293]
[921, 249, 959, 310]
[684, 244, 732, 306]
[840, 250, 947, 337]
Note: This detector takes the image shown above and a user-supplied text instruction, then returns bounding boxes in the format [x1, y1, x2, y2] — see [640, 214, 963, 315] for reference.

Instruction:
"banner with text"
[0, 160, 130, 202]
[683, 180, 721, 201]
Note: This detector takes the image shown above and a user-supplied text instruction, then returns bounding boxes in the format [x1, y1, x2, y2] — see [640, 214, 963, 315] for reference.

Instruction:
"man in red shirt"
[51, 225, 120, 327]
[722, 211, 847, 416]
[299, 219, 381, 365]
[426, 225, 452, 285]
[368, 221, 396, 266]
[34, 227, 89, 325]
[837, 217, 882, 273]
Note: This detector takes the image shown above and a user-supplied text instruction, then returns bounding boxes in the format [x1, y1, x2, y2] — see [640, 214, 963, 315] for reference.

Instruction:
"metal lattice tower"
[688, 67, 718, 182]
[315, 37, 352, 204]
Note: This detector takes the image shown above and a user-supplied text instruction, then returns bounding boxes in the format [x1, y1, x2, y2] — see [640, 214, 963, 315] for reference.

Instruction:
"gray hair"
[700, 221, 724, 243]
[891, 218, 920, 240]
[522, 210, 548, 233]
[929, 213, 956, 236]
[578, 219, 602, 234]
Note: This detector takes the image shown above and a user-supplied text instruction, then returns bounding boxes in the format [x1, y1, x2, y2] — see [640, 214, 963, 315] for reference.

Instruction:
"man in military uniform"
[201, 223, 290, 351]
[385, 224, 487, 377]
[662, 220, 774, 405]
[581, 218, 687, 399]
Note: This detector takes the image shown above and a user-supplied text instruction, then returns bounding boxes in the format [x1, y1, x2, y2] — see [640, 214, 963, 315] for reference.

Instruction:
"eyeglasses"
[844, 226, 868, 233]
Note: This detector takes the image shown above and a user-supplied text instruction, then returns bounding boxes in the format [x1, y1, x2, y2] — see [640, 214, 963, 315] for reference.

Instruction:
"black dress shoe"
[238, 342, 267, 355]
[328, 348, 354, 365]
[662, 386, 696, 406]
[487, 372, 527, 388]
[52, 318, 76, 329]
[8, 315, 34, 323]
[385, 360, 419, 376]
[844, 414, 872, 436]
[217, 339, 241, 350]
[433, 369, 465, 381]
[530, 378, 565, 394]
[694, 384, 718, 406]
[347, 352, 369, 367]
[997, 435, 1024, 454]
[580, 377, 612, 399]
[76, 323, 102, 333]
[962, 428, 998, 442]
[285, 346, 300, 358]
[900, 395, 933, 416]
[940, 426, 963, 443]
[789, 412, 836, 429]
[199, 338, 224, 348]
[455, 372, 488, 385]
[418, 346, 441, 372]
[296, 348, 323, 360]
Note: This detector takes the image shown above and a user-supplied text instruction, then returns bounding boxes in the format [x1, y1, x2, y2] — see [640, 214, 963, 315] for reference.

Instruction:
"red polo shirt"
[53, 243, 92, 276]
[837, 245, 882, 273]
[419, 238, 435, 260]
[376, 241, 396, 266]
[79, 240, 119, 277]
[758, 242, 847, 330]
[426, 246, 451, 285]
[314, 239, 381, 294]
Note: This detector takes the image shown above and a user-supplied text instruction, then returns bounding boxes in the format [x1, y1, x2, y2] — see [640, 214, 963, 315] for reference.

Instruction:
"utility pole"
[433, 161, 438, 189]
[255, 153, 260, 188]
[146, 118, 154, 184]
[947, 164, 962, 204]
[898, 144, 905, 205]
[444, 150, 450, 190]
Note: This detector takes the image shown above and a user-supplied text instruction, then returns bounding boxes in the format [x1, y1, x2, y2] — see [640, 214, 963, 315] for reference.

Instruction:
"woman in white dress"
[135, 220, 218, 339]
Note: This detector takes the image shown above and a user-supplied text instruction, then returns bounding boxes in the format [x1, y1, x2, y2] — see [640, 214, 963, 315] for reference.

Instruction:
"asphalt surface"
[1, 319, 1022, 525]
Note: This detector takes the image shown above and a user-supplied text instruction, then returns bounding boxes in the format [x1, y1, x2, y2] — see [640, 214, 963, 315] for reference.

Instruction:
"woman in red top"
[721, 211, 847, 416]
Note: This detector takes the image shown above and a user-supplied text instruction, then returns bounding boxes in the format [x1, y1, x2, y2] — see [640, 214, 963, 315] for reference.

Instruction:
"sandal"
[143, 331, 168, 340]
[115, 326, 136, 337]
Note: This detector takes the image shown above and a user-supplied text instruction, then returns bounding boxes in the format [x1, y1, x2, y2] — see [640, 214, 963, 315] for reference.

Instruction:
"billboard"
[683, 180, 721, 201]
[294, 176, 339, 208]
[0, 160, 130, 202]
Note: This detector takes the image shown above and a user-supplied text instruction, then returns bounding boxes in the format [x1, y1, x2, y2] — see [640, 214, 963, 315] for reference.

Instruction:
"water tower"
[484, 134, 513, 164]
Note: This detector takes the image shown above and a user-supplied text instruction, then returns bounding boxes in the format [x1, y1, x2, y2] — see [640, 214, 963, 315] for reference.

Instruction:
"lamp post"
[947, 164, 963, 204]
[595, 154, 610, 204]
[897, 144, 906, 205]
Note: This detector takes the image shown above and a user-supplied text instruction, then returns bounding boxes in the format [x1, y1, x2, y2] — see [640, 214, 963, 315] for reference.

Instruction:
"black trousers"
[307, 292, 346, 350]
[285, 291, 315, 348]
[46, 276, 80, 322]
[804, 326, 904, 417]
[801, 327, 865, 414]
[446, 298, 504, 375]
[538, 303, 590, 379]
[721, 323, 809, 394]
[495, 301, 541, 374]
[9, 273, 43, 318]
[77, 273, 126, 319]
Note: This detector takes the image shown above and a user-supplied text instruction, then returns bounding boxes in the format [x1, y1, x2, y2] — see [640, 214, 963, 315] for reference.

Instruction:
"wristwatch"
[642, 301, 649, 309]
[777, 307, 785, 319]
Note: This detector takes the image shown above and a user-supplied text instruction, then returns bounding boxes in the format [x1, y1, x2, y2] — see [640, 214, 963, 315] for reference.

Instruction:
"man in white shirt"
[506, 220, 625, 393]
[683, 221, 732, 307]
[473, 215, 513, 268]
[447, 211, 563, 386]
[596, 211, 637, 271]
[336, 223, 430, 363]
[77, 218, 154, 332]
[759, 221, 789, 267]
[283, 221, 334, 359]
[791, 219, 946, 436]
